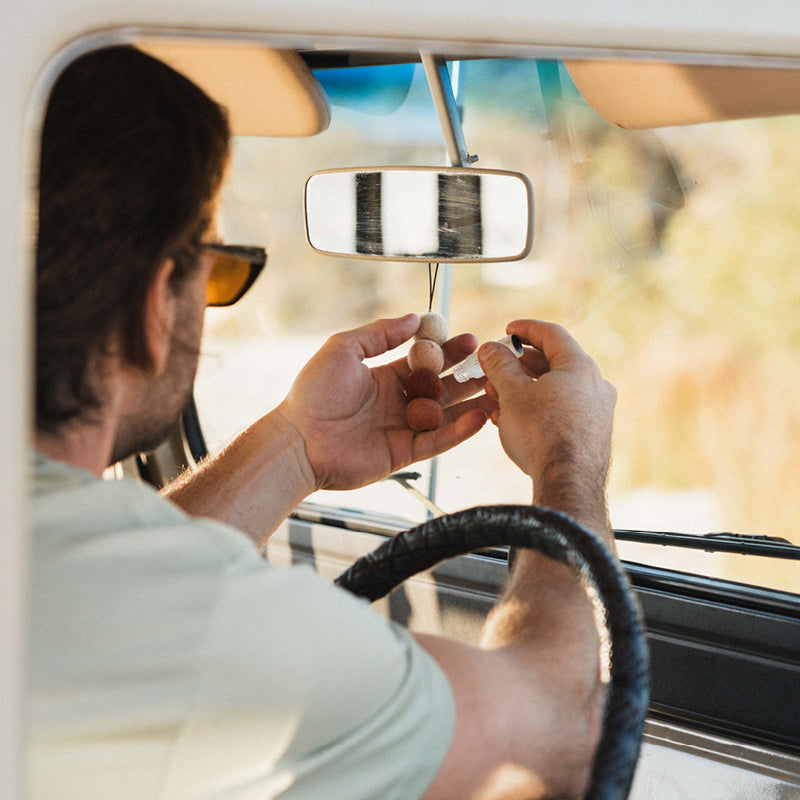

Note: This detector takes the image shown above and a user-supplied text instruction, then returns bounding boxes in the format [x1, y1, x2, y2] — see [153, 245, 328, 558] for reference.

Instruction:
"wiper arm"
[382, 471, 446, 517]
[615, 529, 800, 559]
[372, 478, 800, 560]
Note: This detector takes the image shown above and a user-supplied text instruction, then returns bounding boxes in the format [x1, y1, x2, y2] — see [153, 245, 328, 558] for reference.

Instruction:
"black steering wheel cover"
[335, 504, 649, 800]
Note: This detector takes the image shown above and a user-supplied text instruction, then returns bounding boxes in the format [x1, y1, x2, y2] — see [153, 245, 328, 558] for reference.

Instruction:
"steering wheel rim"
[335, 504, 649, 800]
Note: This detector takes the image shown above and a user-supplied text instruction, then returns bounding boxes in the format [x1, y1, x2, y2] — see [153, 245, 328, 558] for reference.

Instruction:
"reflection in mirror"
[304, 167, 533, 262]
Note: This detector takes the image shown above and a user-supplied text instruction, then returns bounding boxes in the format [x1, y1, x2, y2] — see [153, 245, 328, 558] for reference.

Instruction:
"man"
[30, 45, 618, 799]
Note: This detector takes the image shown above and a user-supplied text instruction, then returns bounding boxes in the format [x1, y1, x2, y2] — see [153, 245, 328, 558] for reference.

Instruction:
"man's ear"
[143, 258, 178, 377]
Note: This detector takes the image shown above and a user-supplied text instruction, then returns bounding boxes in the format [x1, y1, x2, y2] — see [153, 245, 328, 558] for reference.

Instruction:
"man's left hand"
[276, 314, 492, 491]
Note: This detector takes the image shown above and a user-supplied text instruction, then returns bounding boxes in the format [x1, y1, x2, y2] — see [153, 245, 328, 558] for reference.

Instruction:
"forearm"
[163, 410, 316, 549]
[480, 542, 605, 695]
[484, 472, 608, 729]
[481, 462, 613, 675]
[534, 458, 615, 552]
[476, 530, 608, 795]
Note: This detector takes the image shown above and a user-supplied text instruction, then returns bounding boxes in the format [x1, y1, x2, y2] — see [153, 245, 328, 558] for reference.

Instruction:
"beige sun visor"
[136, 39, 330, 136]
[565, 60, 800, 129]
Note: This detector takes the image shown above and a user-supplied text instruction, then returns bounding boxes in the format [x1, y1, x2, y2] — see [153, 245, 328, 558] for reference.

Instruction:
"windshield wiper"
[614, 529, 800, 559]
[383, 471, 446, 517]
[376, 474, 800, 560]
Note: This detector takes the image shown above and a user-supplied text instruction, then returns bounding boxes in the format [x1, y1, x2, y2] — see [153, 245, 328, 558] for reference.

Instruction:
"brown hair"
[36, 45, 230, 431]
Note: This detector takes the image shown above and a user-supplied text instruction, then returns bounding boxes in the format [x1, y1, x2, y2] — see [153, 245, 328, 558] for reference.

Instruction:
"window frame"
[19, 18, 800, 799]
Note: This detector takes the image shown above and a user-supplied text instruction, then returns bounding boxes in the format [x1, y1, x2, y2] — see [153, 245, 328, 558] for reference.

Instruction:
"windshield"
[193, 57, 800, 594]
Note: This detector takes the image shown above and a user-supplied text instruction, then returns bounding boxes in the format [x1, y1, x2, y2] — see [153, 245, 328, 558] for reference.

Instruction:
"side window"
[193, 58, 800, 593]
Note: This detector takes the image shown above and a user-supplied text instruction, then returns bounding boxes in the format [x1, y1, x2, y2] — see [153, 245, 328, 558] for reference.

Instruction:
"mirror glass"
[304, 167, 533, 262]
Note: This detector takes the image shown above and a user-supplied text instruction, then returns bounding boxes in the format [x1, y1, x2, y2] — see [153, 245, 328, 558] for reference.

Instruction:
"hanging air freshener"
[404, 267, 448, 432]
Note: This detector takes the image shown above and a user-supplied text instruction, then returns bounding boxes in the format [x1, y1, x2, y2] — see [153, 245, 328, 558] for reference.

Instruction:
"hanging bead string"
[428, 262, 439, 312]
[404, 266, 447, 433]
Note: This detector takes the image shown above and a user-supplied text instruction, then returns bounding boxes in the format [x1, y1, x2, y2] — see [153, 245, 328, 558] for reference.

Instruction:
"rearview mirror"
[304, 167, 533, 262]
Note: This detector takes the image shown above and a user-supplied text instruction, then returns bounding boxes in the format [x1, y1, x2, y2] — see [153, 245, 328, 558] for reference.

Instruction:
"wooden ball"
[404, 369, 443, 401]
[414, 312, 448, 345]
[406, 398, 443, 431]
[408, 339, 445, 374]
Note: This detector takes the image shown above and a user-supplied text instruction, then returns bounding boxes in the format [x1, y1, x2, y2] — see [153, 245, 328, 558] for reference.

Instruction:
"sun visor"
[565, 60, 800, 129]
[136, 39, 330, 137]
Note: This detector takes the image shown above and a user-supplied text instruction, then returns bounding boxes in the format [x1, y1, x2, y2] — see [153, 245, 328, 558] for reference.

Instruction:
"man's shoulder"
[31, 450, 257, 567]
[28, 455, 456, 800]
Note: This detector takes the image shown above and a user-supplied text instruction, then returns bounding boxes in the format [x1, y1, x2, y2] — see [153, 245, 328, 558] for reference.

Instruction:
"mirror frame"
[304, 165, 534, 263]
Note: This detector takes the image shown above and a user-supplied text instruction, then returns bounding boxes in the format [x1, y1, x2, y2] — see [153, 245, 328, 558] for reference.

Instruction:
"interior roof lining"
[297, 46, 800, 71]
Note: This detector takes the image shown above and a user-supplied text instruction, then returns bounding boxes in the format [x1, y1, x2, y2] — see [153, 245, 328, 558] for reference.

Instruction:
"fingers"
[327, 313, 420, 361]
[505, 319, 586, 371]
[474, 320, 583, 392]
[519, 346, 550, 378]
[410, 407, 489, 463]
[328, 317, 583, 375]
[334, 316, 479, 373]
[477, 339, 530, 392]
[443, 393, 497, 422]
[442, 332, 479, 371]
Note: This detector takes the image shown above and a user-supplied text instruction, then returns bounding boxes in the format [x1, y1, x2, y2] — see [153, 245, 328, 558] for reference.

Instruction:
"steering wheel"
[335, 504, 649, 800]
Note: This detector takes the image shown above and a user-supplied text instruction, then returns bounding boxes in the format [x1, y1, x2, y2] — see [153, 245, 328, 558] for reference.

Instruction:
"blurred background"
[194, 59, 800, 592]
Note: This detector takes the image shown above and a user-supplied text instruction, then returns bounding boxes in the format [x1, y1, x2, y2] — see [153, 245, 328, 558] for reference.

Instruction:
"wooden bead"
[404, 369, 443, 401]
[408, 339, 445, 374]
[414, 312, 448, 345]
[405, 397, 443, 431]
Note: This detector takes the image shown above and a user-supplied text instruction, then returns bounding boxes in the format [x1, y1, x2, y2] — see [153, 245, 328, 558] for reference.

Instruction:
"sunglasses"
[204, 244, 267, 307]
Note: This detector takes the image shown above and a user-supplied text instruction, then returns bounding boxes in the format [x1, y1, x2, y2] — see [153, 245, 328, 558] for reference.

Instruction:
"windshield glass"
[194, 57, 800, 594]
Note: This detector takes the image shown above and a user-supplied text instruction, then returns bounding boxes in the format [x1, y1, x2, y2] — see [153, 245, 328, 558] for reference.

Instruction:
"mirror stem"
[420, 51, 478, 168]
[420, 51, 471, 512]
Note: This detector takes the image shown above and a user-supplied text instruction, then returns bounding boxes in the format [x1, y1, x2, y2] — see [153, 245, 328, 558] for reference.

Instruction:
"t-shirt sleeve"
[161, 559, 455, 800]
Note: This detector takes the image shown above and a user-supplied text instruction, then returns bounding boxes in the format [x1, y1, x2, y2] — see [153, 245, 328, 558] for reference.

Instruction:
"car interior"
[17, 28, 800, 799]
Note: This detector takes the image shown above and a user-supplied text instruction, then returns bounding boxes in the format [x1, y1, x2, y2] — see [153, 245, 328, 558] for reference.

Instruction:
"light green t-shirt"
[28, 453, 455, 799]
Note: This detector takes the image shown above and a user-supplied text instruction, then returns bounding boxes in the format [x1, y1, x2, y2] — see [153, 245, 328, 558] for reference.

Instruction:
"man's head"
[36, 45, 230, 453]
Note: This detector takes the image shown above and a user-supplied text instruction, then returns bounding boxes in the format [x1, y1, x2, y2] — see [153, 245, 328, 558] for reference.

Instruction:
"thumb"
[329, 313, 420, 360]
[478, 341, 526, 391]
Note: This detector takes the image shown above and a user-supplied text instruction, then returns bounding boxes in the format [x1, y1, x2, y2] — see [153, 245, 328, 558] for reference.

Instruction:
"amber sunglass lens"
[206, 253, 252, 306]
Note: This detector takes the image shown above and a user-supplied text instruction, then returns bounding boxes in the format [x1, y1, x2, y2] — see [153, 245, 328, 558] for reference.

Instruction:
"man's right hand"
[417, 321, 616, 800]
[478, 319, 617, 538]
